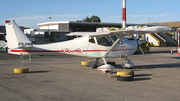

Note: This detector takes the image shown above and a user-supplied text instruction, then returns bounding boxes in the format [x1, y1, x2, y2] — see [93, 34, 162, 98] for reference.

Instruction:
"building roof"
[37, 21, 70, 26]
[37, 21, 142, 26]
[145, 21, 180, 28]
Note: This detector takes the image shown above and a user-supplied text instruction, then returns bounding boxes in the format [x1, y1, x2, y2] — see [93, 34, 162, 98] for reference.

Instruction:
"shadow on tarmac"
[134, 63, 180, 69]
[28, 71, 49, 73]
[134, 74, 152, 77]
[114, 64, 123, 69]
[0, 50, 7, 53]
[134, 50, 172, 55]
[133, 74, 152, 81]
[171, 57, 180, 59]
[133, 78, 151, 81]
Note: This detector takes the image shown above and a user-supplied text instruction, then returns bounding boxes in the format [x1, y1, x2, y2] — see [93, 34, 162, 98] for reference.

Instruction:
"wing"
[13, 45, 33, 50]
[88, 26, 172, 58]
[89, 26, 172, 38]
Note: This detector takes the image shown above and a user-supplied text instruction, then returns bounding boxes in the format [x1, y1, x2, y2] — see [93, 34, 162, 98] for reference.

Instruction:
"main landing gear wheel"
[117, 71, 134, 81]
[86, 58, 102, 69]
[14, 68, 29, 74]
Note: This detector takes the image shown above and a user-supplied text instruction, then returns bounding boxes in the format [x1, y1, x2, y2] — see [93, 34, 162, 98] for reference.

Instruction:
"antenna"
[49, 17, 52, 22]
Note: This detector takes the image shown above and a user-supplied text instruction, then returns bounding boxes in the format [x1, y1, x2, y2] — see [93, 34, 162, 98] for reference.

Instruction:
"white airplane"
[5, 20, 172, 73]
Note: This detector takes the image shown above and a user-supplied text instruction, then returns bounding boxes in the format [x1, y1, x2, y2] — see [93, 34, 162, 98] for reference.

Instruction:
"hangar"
[25, 21, 142, 43]
[37, 21, 140, 32]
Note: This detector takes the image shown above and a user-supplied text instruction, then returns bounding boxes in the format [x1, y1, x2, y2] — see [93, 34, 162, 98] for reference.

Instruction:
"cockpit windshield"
[97, 37, 112, 46]
[89, 37, 112, 46]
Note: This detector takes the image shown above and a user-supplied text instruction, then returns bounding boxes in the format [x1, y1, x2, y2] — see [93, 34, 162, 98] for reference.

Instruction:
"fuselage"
[8, 36, 137, 58]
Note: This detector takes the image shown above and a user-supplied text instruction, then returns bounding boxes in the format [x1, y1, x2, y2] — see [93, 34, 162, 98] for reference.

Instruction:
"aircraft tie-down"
[5, 20, 172, 73]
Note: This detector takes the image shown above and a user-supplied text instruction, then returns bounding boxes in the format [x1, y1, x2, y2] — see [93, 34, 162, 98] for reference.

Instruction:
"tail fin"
[5, 20, 32, 50]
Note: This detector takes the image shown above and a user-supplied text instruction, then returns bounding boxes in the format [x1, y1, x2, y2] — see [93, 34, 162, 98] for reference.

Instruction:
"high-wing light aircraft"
[5, 20, 172, 73]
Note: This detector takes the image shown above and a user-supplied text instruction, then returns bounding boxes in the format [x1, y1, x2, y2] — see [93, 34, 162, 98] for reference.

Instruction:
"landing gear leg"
[29, 55, 32, 62]
[14, 55, 29, 74]
[91, 58, 100, 69]
[102, 58, 107, 65]
[20, 55, 24, 68]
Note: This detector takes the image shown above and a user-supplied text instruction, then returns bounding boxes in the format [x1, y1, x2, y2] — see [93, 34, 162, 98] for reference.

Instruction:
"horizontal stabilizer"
[13, 45, 33, 50]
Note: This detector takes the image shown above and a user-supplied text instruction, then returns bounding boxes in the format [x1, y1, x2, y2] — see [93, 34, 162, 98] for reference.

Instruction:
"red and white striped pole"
[122, 0, 126, 29]
[178, 29, 180, 55]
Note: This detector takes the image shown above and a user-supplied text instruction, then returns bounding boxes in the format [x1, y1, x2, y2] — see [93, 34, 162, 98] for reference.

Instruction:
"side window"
[0, 35, 4, 40]
[97, 37, 112, 46]
[89, 38, 95, 43]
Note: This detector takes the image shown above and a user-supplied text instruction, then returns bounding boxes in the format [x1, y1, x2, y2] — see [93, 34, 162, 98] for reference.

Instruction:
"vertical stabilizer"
[5, 20, 32, 50]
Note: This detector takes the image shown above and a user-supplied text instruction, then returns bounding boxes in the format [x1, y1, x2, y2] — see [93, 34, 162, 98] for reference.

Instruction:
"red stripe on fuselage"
[10, 49, 136, 53]
[82, 50, 107, 52]
[10, 50, 64, 52]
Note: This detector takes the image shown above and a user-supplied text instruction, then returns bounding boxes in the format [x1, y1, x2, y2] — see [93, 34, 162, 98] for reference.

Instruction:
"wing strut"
[103, 35, 123, 58]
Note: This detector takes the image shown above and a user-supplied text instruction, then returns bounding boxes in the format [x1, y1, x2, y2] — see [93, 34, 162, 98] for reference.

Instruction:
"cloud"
[50, 14, 82, 18]
[153, 13, 168, 18]
[101, 13, 169, 24]
[127, 14, 147, 18]
[49, 14, 83, 21]
[127, 13, 168, 18]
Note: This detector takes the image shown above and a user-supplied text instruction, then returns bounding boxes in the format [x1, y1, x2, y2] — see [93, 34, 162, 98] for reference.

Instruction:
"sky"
[0, 0, 180, 28]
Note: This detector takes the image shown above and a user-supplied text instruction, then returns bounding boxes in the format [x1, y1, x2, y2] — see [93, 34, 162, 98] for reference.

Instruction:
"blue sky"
[0, 0, 179, 28]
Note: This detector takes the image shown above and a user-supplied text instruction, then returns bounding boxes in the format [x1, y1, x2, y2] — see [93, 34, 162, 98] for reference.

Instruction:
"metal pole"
[122, 0, 127, 70]
[122, 0, 126, 29]
[178, 29, 180, 55]
[178, 29, 179, 49]
[123, 38, 126, 70]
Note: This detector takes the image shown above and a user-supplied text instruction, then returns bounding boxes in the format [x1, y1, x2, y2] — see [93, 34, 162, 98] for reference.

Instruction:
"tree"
[83, 16, 91, 22]
[77, 15, 101, 23]
[90, 15, 101, 22]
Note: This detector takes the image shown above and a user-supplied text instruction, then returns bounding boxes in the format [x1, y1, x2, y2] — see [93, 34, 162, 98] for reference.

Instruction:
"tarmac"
[0, 47, 180, 101]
